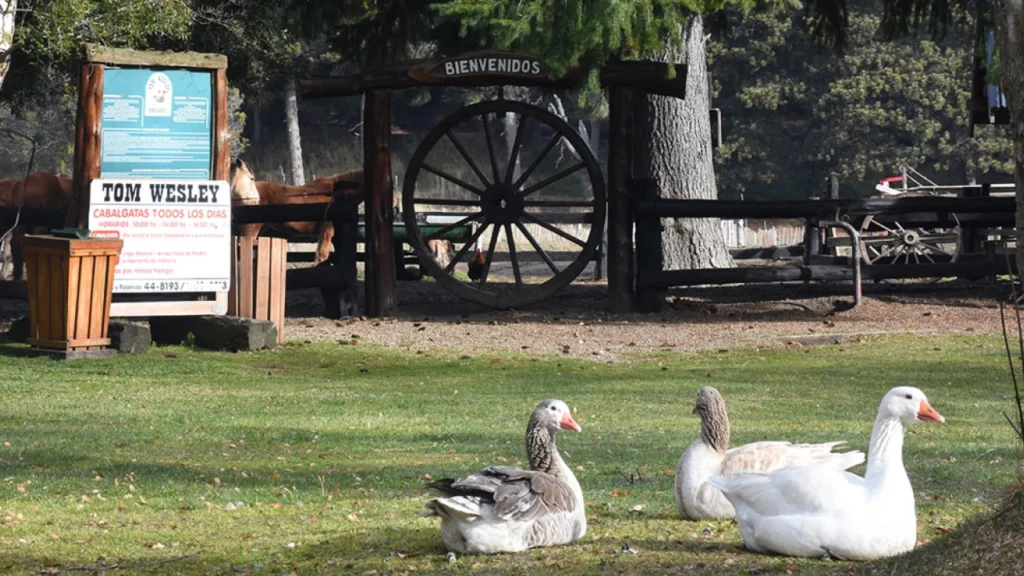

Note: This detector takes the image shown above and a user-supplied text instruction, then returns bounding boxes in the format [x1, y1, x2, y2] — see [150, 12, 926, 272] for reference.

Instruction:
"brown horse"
[0, 171, 73, 280]
[230, 159, 365, 265]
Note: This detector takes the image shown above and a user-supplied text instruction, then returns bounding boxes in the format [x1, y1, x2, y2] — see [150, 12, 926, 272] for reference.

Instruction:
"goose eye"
[904, 394, 913, 400]
[550, 406, 557, 411]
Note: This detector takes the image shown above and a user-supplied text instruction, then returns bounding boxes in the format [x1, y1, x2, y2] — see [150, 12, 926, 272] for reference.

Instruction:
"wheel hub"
[900, 231, 920, 246]
[481, 184, 525, 225]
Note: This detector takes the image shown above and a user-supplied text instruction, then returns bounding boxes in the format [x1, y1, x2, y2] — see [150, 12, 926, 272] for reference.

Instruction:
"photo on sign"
[145, 72, 173, 117]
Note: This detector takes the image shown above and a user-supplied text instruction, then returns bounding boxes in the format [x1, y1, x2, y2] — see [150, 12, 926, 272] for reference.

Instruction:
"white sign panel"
[88, 178, 231, 293]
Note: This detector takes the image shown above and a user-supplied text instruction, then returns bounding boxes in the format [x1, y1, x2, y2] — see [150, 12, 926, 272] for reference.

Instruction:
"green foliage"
[5, 0, 192, 104]
[710, 2, 1012, 200]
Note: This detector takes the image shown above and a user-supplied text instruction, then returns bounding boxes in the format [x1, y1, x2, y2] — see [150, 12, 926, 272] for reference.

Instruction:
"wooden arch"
[300, 51, 687, 316]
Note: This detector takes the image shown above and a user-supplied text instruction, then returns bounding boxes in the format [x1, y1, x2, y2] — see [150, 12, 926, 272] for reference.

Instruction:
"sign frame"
[69, 44, 231, 318]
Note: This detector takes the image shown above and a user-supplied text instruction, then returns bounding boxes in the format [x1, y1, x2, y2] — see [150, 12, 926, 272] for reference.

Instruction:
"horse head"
[229, 159, 261, 205]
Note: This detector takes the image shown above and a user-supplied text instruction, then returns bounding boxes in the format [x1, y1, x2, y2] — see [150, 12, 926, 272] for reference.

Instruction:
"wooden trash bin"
[21, 235, 123, 358]
[227, 237, 286, 344]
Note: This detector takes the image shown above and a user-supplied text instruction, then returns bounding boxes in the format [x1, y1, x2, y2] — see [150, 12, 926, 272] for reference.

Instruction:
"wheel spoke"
[921, 251, 935, 263]
[504, 116, 528, 185]
[869, 220, 899, 235]
[412, 197, 482, 207]
[512, 133, 560, 190]
[478, 223, 501, 287]
[482, 112, 501, 184]
[421, 163, 485, 196]
[506, 223, 523, 288]
[424, 211, 484, 242]
[520, 212, 586, 248]
[516, 221, 560, 275]
[445, 222, 491, 275]
[446, 130, 492, 187]
[518, 162, 586, 198]
[919, 242, 949, 255]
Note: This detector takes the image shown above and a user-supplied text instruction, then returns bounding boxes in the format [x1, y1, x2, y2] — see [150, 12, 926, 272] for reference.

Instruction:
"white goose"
[420, 399, 586, 554]
[676, 386, 865, 520]
[710, 386, 945, 561]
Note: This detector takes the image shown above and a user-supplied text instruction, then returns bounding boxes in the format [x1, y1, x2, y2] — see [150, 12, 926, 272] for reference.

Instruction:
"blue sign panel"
[100, 68, 213, 179]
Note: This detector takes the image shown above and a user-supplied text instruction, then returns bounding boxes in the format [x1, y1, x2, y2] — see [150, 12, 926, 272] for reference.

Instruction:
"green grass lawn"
[0, 333, 1019, 575]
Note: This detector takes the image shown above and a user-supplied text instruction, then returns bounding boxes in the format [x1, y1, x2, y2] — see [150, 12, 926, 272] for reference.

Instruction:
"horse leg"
[0, 234, 10, 280]
[10, 226, 26, 281]
[314, 222, 334, 266]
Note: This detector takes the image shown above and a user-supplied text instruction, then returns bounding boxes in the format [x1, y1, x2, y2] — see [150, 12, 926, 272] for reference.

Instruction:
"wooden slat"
[227, 238, 238, 316]
[101, 254, 116, 337]
[33, 337, 111, 349]
[65, 256, 81, 341]
[75, 256, 95, 340]
[36, 254, 51, 341]
[48, 252, 65, 341]
[239, 237, 254, 318]
[255, 237, 271, 320]
[269, 238, 285, 344]
[25, 251, 39, 342]
[89, 256, 108, 339]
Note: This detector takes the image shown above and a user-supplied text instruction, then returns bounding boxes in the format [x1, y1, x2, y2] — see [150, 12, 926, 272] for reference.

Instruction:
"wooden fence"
[227, 237, 287, 345]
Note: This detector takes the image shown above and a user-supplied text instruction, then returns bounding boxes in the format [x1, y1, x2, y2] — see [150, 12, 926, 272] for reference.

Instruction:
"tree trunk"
[284, 78, 305, 186]
[633, 15, 733, 270]
[0, 0, 15, 92]
[991, 0, 1024, 277]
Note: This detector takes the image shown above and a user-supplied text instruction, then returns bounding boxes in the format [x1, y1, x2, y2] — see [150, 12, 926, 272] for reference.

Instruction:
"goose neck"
[866, 415, 907, 479]
[700, 406, 730, 454]
[526, 421, 558, 475]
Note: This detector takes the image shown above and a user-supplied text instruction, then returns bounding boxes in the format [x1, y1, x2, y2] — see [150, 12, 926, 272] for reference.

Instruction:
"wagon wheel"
[859, 212, 960, 283]
[859, 215, 960, 266]
[402, 100, 606, 309]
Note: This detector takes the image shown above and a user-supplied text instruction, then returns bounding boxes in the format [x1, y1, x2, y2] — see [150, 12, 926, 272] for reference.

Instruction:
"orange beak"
[917, 398, 945, 423]
[560, 412, 582, 432]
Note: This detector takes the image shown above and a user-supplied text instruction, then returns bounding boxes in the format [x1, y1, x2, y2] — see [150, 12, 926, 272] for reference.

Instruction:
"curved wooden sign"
[301, 51, 687, 100]
[409, 51, 548, 82]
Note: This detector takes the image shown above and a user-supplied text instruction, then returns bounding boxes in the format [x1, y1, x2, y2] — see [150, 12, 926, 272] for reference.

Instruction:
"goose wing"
[721, 441, 865, 477]
[427, 465, 576, 521]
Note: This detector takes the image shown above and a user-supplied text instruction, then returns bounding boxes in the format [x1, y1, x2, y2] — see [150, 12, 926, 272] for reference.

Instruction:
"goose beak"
[917, 398, 945, 423]
[560, 412, 582, 432]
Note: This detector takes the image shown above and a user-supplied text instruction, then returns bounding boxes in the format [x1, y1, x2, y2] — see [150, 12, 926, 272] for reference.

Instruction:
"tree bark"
[633, 15, 733, 270]
[284, 78, 305, 185]
[991, 0, 1024, 276]
[0, 0, 15, 92]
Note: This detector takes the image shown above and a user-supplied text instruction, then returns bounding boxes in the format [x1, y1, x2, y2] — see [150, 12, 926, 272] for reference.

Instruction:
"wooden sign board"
[70, 44, 231, 317]
[409, 52, 548, 83]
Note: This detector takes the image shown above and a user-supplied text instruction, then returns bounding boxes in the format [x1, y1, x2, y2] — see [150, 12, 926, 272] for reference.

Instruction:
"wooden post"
[213, 69, 231, 181]
[632, 178, 664, 313]
[606, 86, 634, 313]
[804, 181, 822, 263]
[363, 89, 396, 317]
[68, 64, 105, 229]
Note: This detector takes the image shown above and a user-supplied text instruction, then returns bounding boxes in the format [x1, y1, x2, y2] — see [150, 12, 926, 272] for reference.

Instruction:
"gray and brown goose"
[420, 399, 586, 554]
[675, 386, 865, 520]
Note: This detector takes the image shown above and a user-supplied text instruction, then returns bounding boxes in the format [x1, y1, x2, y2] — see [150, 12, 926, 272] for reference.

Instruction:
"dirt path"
[282, 279, 1008, 361]
[0, 277, 1006, 359]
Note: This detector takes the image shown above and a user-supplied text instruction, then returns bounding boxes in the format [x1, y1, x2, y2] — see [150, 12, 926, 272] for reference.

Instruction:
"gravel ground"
[282, 277, 1009, 361]
[0, 277, 1009, 360]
